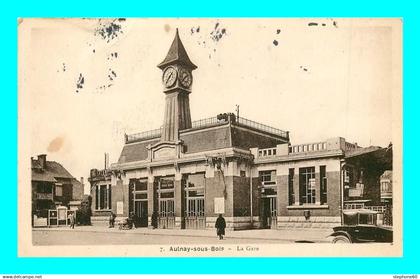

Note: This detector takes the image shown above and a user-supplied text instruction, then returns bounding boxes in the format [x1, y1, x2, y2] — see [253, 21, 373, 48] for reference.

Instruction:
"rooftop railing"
[190, 116, 229, 130]
[124, 115, 289, 143]
[289, 142, 327, 154]
[258, 147, 277, 157]
[237, 117, 289, 139]
[125, 128, 162, 143]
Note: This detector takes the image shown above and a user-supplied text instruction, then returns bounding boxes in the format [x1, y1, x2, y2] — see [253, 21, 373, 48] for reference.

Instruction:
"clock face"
[178, 68, 192, 88]
[162, 67, 177, 88]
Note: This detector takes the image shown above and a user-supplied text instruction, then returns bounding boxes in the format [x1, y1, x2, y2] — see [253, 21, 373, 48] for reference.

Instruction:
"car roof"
[343, 209, 378, 215]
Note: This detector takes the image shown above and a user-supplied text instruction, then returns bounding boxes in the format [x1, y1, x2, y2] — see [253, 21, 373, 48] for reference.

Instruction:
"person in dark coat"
[109, 212, 116, 228]
[151, 211, 158, 229]
[215, 214, 226, 240]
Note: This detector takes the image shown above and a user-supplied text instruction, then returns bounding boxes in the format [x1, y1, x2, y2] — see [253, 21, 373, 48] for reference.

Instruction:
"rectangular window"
[288, 168, 294, 205]
[95, 185, 99, 210]
[160, 191, 174, 199]
[97, 185, 111, 210]
[263, 187, 277, 196]
[135, 179, 148, 191]
[320, 166, 327, 204]
[344, 168, 354, 186]
[108, 185, 112, 209]
[381, 181, 391, 193]
[37, 183, 52, 193]
[135, 193, 147, 200]
[129, 178, 148, 191]
[299, 167, 316, 204]
[188, 190, 205, 197]
[99, 185, 107, 209]
[55, 184, 63, 197]
[260, 170, 276, 186]
[186, 173, 205, 189]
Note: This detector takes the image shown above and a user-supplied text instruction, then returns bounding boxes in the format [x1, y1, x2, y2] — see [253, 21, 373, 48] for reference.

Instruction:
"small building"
[342, 145, 393, 225]
[31, 154, 84, 225]
[380, 170, 393, 203]
[89, 29, 393, 230]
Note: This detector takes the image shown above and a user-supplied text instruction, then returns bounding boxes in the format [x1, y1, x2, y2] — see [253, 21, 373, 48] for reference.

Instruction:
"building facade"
[89, 30, 393, 230]
[31, 154, 84, 224]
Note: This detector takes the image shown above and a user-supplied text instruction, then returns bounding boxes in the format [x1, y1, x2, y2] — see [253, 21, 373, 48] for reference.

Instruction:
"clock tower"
[157, 28, 197, 142]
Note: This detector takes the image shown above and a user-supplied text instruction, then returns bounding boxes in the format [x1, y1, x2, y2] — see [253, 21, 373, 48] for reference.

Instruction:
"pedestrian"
[151, 211, 158, 229]
[109, 212, 116, 228]
[215, 214, 226, 240]
[128, 212, 135, 229]
[69, 212, 75, 229]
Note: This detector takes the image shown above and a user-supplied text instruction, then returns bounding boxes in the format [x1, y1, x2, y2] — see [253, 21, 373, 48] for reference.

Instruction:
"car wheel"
[332, 235, 351, 243]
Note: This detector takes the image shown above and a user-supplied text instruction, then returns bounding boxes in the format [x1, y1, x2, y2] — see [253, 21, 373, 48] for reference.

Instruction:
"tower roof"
[157, 29, 197, 70]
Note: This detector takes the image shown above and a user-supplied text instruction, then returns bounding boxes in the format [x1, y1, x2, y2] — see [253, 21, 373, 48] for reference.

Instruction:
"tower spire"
[158, 29, 197, 142]
[157, 28, 197, 70]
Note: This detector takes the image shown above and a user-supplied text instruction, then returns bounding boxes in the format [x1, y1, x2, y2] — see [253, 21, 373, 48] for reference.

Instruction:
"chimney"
[37, 154, 47, 169]
[80, 177, 84, 186]
[104, 153, 109, 170]
[90, 169, 98, 178]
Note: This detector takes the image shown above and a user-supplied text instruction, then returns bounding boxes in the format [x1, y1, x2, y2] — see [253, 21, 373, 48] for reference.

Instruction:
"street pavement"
[32, 225, 332, 245]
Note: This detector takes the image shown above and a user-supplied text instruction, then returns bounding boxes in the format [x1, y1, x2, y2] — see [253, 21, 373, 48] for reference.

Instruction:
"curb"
[33, 227, 331, 243]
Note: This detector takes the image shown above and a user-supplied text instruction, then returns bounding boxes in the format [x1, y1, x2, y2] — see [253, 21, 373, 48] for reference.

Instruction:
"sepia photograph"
[18, 18, 402, 257]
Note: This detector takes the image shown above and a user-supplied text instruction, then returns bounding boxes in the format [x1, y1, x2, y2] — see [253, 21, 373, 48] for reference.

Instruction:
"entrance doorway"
[130, 178, 149, 228]
[184, 173, 206, 229]
[157, 177, 175, 229]
[158, 199, 175, 229]
[262, 196, 277, 229]
[134, 200, 148, 227]
[185, 198, 205, 229]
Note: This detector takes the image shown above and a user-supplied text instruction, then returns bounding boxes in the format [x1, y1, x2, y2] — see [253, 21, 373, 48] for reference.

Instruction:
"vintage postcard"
[18, 18, 402, 257]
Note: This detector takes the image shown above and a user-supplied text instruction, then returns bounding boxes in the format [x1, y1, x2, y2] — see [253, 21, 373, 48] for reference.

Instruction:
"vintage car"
[330, 209, 393, 243]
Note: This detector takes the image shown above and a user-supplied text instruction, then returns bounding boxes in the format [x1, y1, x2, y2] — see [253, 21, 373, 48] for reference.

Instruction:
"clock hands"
[181, 74, 189, 82]
[165, 72, 173, 84]
[163, 67, 191, 88]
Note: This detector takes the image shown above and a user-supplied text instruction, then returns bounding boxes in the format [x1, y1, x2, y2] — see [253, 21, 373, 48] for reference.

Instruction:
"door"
[185, 198, 206, 229]
[263, 197, 277, 229]
[269, 197, 278, 229]
[158, 199, 175, 229]
[157, 177, 176, 229]
[134, 200, 148, 227]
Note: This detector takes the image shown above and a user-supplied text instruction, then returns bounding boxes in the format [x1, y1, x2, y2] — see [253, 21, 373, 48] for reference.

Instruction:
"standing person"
[69, 212, 75, 229]
[109, 212, 116, 228]
[128, 212, 135, 229]
[151, 211, 158, 229]
[215, 214, 226, 240]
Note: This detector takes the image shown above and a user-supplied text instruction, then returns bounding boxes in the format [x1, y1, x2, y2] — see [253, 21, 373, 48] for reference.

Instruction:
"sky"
[20, 18, 400, 194]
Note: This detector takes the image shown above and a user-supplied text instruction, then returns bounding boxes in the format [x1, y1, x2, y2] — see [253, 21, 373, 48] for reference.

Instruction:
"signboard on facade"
[57, 207, 67, 220]
[153, 146, 176, 160]
[214, 197, 225, 214]
[117, 201, 123, 215]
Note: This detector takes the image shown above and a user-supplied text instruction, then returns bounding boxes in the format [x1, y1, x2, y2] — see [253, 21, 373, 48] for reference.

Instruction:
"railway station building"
[89, 30, 392, 230]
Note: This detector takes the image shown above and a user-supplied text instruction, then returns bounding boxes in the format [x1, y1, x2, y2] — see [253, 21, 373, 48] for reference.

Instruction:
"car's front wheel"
[332, 235, 351, 243]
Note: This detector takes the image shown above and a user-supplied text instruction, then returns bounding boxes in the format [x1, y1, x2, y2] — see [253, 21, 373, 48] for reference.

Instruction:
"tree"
[77, 194, 92, 225]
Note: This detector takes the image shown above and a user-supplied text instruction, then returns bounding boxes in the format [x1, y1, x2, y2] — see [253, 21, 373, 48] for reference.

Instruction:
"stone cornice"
[111, 147, 253, 171]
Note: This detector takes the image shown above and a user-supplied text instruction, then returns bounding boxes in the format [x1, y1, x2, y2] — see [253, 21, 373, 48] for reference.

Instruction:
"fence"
[237, 117, 289, 139]
[125, 115, 289, 143]
[47, 208, 77, 227]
